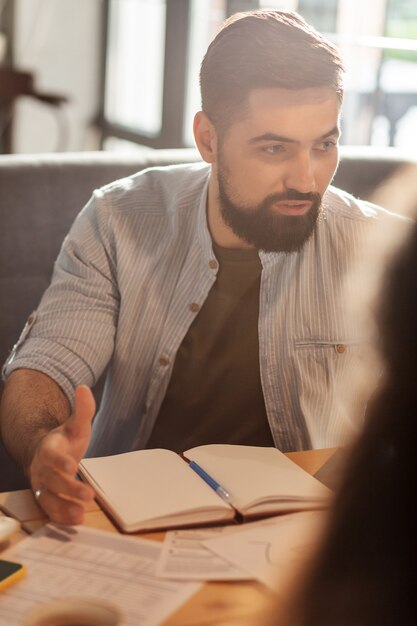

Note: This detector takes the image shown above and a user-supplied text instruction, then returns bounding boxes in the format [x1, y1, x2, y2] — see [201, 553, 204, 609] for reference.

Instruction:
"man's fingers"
[34, 488, 86, 525]
[31, 435, 95, 515]
[65, 385, 96, 440]
[32, 447, 95, 525]
[36, 467, 94, 504]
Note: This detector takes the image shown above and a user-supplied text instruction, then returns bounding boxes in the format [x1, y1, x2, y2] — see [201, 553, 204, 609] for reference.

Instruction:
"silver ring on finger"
[34, 485, 47, 501]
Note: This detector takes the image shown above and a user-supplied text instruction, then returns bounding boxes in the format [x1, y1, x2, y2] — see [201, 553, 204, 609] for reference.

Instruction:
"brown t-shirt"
[145, 243, 274, 452]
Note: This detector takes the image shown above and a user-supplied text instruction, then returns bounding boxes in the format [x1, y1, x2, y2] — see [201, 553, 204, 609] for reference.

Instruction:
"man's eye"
[263, 145, 285, 154]
[316, 140, 337, 152]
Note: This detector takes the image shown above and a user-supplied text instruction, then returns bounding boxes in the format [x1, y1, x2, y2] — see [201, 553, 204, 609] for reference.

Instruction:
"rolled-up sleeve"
[3, 190, 119, 407]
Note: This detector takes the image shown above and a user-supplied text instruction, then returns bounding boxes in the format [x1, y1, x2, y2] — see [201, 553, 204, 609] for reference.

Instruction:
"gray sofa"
[0, 145, 415, 490]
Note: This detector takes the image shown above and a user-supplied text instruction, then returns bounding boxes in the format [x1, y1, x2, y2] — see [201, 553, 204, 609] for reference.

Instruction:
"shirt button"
[159, 356, 170, 366]
[335, 344, 346, 354]
[208, 259, 218, 270]
[189, 303, 200, 313]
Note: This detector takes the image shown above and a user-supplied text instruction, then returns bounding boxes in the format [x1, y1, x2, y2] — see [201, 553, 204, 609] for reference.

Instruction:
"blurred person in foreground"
[252, 166, 417, 626]
[0, 10, 402, 525]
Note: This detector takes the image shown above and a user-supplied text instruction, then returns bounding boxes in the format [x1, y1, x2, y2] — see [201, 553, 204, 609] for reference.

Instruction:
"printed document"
[156, 512, 325, 585]
[0, 524, 201, 626]
[202, 510, 326, 590]
[156, 527, 251, 581]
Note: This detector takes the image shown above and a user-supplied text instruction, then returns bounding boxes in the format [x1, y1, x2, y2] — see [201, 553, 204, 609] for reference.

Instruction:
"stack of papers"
[0, 524, 201, 626]
[156, 510, 326, 589]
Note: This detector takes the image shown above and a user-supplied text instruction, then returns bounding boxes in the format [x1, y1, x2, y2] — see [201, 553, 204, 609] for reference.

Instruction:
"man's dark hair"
[200, 10, 344, 134]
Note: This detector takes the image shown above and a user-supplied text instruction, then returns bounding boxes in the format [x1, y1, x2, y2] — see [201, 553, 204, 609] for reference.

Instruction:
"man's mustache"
[266, 190, 322, 203]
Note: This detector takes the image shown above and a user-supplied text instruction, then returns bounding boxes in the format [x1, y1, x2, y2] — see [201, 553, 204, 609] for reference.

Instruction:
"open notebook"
[78, 444, 331, 533]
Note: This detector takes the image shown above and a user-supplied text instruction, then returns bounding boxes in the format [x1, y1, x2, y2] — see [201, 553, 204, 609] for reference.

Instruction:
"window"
[102, 0, 191, 149]
[101, 0, 417, 150]
[379, 0, 417, 146]
[105, 0, 166, 137]
[297, 0, 338, 32]
[102, 0, 259, 149]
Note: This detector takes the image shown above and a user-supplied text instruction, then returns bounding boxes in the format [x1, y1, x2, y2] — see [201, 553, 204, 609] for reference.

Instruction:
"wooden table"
[0, 448, 337, 626]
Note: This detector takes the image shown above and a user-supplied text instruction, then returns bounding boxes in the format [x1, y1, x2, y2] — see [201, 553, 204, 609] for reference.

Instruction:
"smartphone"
[0, 559, 27, 592]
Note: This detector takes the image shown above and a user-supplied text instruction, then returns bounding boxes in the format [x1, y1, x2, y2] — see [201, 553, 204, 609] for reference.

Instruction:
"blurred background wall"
[0, 0, 102, 153]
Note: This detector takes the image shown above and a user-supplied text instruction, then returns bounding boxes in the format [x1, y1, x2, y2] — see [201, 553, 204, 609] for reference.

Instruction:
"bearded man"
[0, 10, 396, 525]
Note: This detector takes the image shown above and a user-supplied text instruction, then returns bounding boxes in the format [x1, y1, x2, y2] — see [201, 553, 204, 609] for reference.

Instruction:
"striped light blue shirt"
[3, 162, 393, 454]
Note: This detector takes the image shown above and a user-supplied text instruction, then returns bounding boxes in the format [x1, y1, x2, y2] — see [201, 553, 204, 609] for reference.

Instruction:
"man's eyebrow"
[249, 126, 341, 145]
[319, 126, 341, 140]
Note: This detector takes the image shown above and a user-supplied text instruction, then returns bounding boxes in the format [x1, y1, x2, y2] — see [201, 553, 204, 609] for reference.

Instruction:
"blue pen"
[188, 461, 231, 502]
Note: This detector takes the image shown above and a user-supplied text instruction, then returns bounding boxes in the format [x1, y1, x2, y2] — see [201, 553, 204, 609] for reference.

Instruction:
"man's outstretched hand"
[29, 385, 96, 525]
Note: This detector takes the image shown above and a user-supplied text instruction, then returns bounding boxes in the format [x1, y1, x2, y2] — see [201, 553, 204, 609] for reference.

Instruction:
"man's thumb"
[65, 385, 96, 439]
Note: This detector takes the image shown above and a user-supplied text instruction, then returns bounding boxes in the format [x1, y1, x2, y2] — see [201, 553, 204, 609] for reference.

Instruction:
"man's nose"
[283, 152, 316, 194]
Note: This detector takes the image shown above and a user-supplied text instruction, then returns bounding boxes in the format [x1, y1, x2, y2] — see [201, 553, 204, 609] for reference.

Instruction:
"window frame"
[98, 0, 261, 149]
[99, 0, 191, 149]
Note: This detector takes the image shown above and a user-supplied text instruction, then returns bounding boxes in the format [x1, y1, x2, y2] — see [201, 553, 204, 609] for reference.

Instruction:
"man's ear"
[193, 111, 218, 164]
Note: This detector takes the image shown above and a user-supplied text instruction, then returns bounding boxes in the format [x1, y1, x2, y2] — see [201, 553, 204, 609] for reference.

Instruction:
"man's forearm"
[0, 369, 71, 474]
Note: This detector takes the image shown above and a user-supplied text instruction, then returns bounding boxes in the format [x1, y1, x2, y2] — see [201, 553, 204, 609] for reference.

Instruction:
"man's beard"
[217, 167, 323, 253]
